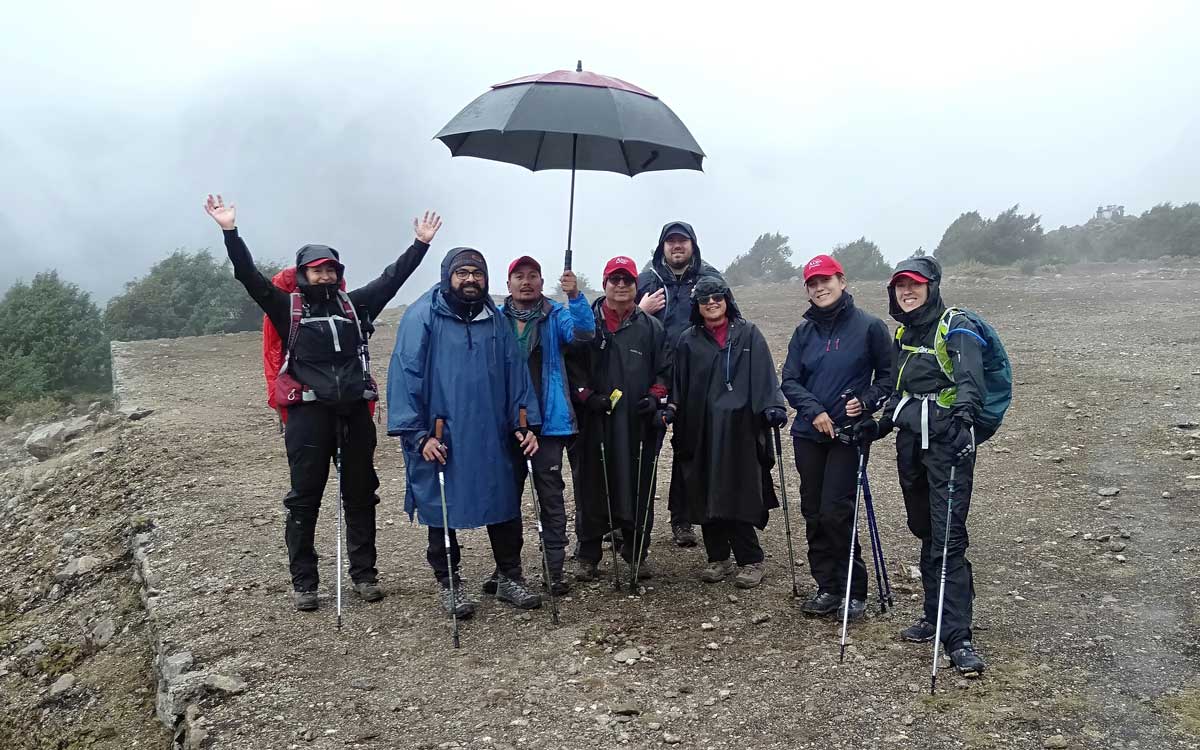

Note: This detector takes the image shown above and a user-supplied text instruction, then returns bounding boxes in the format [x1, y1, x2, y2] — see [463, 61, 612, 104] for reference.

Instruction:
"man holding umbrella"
[498, 257, 595, 594]
[387, 247, 543, 618]
[637, 221, 723, 547]
[568, 256, 672, 584]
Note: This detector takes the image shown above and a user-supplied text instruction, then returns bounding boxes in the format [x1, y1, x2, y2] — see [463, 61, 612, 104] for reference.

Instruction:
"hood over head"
[887, 256, 945, 327]
[652, 220, 702, 275]
[439, 247, 491, 318]
[689, 274, 742, 325]
[294, 244, 345, 300]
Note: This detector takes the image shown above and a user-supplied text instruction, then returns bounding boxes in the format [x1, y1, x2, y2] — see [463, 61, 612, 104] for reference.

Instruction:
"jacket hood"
[295, 247, 348, 302]
[652, 220, 702, 277]
[888, 256, 945, 327]
[273, 265, 346, 294]
[689, 275, 742, 325]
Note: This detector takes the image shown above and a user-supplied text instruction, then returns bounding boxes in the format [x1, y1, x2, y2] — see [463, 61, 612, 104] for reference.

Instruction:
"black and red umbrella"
[435, 62, 704, 269]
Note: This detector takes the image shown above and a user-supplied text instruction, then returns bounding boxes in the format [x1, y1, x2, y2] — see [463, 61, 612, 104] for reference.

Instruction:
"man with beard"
[497, 257, 594, 594]
[203, 194, 441, 612]
[387, 248, 543, 618]
[636, 221, 722, 548]
[570, 256, 671, 585]
[864, 256, 988, 677]
[672, 277, 787, 588]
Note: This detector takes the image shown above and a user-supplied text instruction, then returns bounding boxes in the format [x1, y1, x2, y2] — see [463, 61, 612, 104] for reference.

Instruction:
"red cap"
[508, 255, 542, 276]
[802, 254, 844, 281]
[304, 258, 338, 269]
[890, 270, 930, 285]
[603, 256, 638, 282]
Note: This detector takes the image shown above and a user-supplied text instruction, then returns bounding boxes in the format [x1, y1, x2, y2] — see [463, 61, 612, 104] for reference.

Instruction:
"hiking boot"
[438, 581, 476, 619]
[733, 562, 766, 589]
[624, 558, 655, 580]
[846, 598, 867, 622]
[901, 619, 937, 643]
[495, 575, 543, 610]
[482, 569, 499, 595]
[545, 573, 571, 596]
[294, 590, 318, 612]
[699, 559, 737, 583]
[949, 641, 986, 677]
[353, 581, 384, 603]
[575, 559, 601, 582]
[800, 591, 841, 616]
[671, 523, 699, 547]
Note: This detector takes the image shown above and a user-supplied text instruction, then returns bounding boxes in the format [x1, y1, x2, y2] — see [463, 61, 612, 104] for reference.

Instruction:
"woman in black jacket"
[205, 194, 441, 612]
[781, 254, 893, 621]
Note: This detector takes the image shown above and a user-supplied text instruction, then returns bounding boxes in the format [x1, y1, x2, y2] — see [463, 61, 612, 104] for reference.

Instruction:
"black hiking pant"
[667, 456, 689, 527]
[794, 437, 868, 599]
[282, 402, 379, 592]
[576, 501, 653, 567]
[701, 519, 764, 566]
[513, 435, 570, 576]
[426, 517, 524, 585]
[896, 427, 976, 650]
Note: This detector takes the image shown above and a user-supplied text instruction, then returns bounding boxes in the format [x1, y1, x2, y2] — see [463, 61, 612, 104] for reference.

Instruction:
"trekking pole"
[839, 450, 866, 663]
[629, 432, 645, 592]
[772, 426, 800, 598]
[434, 418, 460, 649]
[520, 408, 558, 625]
[631, 428, 660, 592]
[861, 468, 894, 610]
[598, 435, 622, 593]
[334, 419, 345, 630]
[931, 465, 956, 694]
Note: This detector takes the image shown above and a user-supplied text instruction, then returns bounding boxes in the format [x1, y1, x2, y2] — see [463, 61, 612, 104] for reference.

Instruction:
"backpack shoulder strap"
[279, 293, 303, 375]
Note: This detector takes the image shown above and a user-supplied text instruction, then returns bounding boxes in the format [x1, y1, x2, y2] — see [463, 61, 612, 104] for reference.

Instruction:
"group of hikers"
[204, 194, 995, 678]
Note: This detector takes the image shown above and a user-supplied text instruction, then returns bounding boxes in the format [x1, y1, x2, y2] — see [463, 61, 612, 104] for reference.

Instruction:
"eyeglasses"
[696, 294, 725, 305]
[453, 269, 486, 281]
[606, 275, 635, 287]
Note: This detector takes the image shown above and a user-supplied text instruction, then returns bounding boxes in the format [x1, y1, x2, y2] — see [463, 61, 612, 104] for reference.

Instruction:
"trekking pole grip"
[435, 418, 444, 441]
[519, 407, 528, 430]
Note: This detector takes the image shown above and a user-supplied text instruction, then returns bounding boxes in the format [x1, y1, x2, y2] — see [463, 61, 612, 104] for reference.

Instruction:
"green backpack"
[895, 307, 1012, 442]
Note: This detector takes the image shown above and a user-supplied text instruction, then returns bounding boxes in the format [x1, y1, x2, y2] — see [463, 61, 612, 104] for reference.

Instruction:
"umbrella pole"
[565, 134, 577, 271]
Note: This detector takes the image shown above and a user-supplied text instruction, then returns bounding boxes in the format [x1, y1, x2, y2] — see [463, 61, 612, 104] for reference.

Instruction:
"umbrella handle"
[564, 135, 577, 272]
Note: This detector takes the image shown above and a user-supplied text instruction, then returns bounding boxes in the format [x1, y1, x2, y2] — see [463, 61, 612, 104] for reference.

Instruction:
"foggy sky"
[3, 1, 1198, 306]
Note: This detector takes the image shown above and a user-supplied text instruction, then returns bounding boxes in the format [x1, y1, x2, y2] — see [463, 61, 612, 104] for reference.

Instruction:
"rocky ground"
[1, 271, 1198, 749]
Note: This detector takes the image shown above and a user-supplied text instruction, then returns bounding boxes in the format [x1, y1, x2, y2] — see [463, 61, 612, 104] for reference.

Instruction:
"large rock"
[24, 416, 93, 460]
[55, 555, 102, 581]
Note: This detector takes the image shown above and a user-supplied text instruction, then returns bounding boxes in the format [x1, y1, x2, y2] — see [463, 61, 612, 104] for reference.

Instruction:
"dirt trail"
[6, 273, 1199, 749]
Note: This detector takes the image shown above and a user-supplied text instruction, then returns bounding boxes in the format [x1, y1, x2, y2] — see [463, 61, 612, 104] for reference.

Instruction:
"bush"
[724, 233, 796, 286]
[832, 237, 893, 279]
[0, 271, 110, 415]
[105, 250, 283, 341]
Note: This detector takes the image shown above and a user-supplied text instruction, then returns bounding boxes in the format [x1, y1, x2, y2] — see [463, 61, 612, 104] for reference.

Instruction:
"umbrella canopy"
[435, 64, 705, 176]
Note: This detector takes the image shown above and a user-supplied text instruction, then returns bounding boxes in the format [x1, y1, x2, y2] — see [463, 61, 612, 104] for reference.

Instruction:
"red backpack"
[263, 269, 376, 424]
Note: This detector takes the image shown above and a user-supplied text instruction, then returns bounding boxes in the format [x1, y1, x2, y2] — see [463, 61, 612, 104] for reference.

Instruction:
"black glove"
[852, 419, 881, 444]
[763, 407, 788, 428]
[654, 404, 676, 430]
[636, 395, 658, 416]
[946, 419, 975, 459]
[875, 414, 894, 441]
[584, 393, 612, 414]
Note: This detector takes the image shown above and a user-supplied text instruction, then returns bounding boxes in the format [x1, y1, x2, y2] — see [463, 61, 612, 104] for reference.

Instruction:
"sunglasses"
[696, 294, 725, 305]
[606, 275, 635, 287]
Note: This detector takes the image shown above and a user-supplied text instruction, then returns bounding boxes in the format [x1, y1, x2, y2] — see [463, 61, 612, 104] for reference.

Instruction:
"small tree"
[0, 271, 110, 409]
[832, 237, 893, 279]
[554, 272, 598, 298]
[724, 233, 795, 286]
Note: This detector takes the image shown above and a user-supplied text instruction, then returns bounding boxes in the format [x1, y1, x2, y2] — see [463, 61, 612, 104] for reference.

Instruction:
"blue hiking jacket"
[780, 293, 894, 442]
[500, 293, 595, 437]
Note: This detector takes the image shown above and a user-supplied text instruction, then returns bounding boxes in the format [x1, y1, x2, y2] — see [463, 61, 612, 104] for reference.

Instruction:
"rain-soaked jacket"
[386, 248, 539, 529]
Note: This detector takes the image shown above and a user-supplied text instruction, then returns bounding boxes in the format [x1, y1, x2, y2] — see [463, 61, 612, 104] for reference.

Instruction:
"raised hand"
[204, 194, 237, 230]
[560, 270, 580, 299]
[413, 211, 443, 244]
[639, 287, 665, 315]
